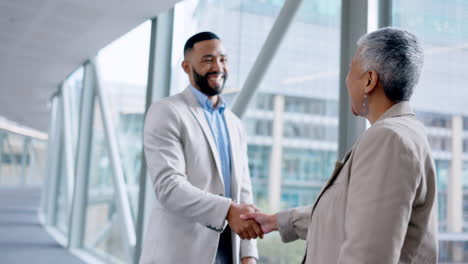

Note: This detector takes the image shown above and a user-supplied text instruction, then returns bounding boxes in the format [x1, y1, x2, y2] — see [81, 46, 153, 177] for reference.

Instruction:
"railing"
[0, 124, 48, 187]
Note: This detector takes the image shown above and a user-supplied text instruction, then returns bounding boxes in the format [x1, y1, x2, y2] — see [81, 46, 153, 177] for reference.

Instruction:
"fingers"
[246, 225, 256, 239]
[228, 204, 266, 239]
[251, 220, 264, 239]
[233, 220, 263, 239]
[240, 231, 249, 240]
[239, 220, 264, 240]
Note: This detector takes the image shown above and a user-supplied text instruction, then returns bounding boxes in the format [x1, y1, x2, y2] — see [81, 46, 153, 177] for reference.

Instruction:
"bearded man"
[140, 32, 260, 264]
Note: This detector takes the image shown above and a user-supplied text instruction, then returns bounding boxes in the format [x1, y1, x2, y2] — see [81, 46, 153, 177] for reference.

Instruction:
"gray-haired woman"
[243, 27, 438, 264]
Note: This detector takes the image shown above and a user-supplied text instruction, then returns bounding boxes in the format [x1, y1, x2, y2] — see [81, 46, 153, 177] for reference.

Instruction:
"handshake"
[226, 202, 278, 240]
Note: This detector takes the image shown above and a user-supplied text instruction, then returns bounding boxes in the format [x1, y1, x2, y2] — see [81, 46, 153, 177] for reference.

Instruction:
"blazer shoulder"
[145, 93, 186, 130]
[149, 93, 185, 111]
[359, 117, 428, 161]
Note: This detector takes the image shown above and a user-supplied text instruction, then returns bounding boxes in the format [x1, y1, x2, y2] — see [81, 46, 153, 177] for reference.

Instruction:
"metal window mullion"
[231, 0, 304, 118]
[337, 0, 368, 158]
[68, 61, 96, 249]
[46, 95, 64, 226]
[41, 96, 58, 218]
[134, 10, 174, 264]
[62, 84, 76, 213]
[93, 60, 136, 262]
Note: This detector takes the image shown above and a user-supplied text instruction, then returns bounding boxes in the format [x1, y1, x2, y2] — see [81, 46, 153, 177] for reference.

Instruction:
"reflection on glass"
[53, 67, 85, 235]
[173, 0, 340, 262]
[0, 133, 26, 185]
[0, 131, 47, 186]
[63, 66, 84, 151]
[97, 21, 151, 221]
[27, 139, 47, 185]
[84, 100, 125, 263]
[393, 0, 468, 262]
[56, 141, 68, 235]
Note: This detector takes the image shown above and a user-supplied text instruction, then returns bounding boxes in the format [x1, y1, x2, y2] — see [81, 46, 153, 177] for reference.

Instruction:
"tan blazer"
[277, 102, 438, 264]
[140, 87, 258, 264]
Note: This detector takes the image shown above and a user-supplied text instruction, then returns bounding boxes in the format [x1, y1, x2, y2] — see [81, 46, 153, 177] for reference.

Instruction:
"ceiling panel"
[0, 0, 182, 132]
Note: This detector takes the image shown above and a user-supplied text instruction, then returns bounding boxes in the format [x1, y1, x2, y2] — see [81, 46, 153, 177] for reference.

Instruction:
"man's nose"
[212, 59, 223, 72]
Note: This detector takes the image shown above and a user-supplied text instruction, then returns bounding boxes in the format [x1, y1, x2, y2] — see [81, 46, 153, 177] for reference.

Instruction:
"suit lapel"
[182, 88, 224, 183]
[224, 110, 239, 197]
[310, 148, 354, 213]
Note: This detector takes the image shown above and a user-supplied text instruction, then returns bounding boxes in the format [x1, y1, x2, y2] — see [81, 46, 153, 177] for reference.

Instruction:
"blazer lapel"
[182, 88, 224, 183]
[223, 110, 239, 197]
[310, 148, 354, 213]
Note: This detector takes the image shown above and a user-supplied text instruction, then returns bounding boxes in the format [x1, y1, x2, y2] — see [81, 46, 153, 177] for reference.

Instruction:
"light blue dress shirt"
[190, 85, 232, 198]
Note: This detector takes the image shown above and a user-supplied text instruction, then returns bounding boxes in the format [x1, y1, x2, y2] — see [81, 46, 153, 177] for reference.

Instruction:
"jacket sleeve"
[144, 101, 231, 231]
[237, 123, 259, 259]
[277, 205, 312, 242]
[337, 126, 422, 264]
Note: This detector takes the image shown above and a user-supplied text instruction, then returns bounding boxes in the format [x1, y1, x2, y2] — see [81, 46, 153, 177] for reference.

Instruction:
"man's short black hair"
[184, 31, 220, 57]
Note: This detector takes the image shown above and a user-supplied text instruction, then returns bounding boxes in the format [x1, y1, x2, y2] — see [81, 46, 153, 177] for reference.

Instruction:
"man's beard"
[192, 68, 228, 96]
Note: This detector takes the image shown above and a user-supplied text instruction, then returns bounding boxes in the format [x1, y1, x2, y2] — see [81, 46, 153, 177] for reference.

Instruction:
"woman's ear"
[364, 70, 379, 94]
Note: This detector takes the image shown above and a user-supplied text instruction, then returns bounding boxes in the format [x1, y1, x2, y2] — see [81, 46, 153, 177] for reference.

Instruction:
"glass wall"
[38, 1, 468, 263]
[393, 0, 468, 262]
[0, 133, 23, 185]
[53, 66, 85, 235]
[81, 20, 150, 262]
[27, 138, 47, 185]
[0, 129, 47, 185]
[172, 0, 340, 262]
[55, 145, 69, 234]
[97, 21, 150, 221]
[84, 99, 125, 263]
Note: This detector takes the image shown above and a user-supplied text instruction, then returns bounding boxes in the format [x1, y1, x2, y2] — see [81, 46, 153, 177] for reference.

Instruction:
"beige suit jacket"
[277, 102, 438, 264]
[140, 87, 258, 264]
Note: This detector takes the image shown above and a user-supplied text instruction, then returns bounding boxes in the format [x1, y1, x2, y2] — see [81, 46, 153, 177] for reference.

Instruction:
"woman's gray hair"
[357, 27, 424, 102]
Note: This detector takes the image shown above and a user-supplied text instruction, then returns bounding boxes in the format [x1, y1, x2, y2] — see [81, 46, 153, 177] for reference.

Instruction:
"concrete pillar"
[448, 114, 463, 261]
[268, 95, 285, 212]
[337, 0, 368, 158]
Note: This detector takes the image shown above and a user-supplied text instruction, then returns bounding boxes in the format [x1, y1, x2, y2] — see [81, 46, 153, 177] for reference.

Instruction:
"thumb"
[240, 213, 256, 220]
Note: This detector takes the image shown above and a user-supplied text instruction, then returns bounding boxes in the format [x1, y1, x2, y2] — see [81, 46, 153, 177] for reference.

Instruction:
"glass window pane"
[27, 139, 47, 185]
[173, 0, 341, 261]
[55, 138, 69, 235]
[97, 21, 151, 222]
[84, 99, 125, 262]
[393, 0, 468, 262]
[63, 66, 84, 151]
[53, 67, 85, 235]
[0, 133, 25, 185]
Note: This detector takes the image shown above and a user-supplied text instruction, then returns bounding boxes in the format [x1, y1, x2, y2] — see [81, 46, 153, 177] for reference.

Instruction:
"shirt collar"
[189, 85, 226, 113]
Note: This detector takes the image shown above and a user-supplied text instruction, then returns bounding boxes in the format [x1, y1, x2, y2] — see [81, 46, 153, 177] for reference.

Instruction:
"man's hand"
[227, 202, 264, 239]
[240, 212, 278, 234]
[241, 257, 257, 264]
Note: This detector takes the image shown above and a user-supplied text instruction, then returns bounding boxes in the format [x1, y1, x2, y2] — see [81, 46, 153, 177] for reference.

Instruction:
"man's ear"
[364, 70, 379, 94]
[181, 60, 190, 74]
